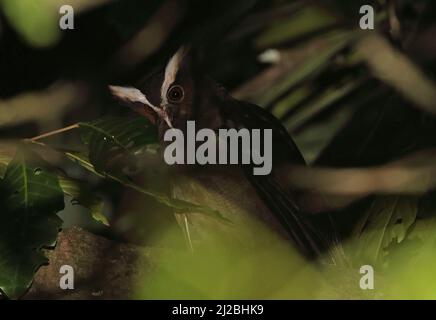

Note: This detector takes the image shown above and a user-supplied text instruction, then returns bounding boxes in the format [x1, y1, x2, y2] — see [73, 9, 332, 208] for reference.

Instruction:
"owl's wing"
[236, 102, 335, 260]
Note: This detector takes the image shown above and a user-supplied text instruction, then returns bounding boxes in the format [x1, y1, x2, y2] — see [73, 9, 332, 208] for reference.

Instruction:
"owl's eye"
[167, 85, 184, 103]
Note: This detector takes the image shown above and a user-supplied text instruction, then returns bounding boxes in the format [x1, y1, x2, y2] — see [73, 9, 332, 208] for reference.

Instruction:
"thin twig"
[27, 123, 80, 141]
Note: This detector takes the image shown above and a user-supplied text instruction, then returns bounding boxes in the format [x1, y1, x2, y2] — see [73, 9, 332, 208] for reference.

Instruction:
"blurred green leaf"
[0, 148, 64, 298]
[271, 85, 311, 119]
[256, 5, 338, 49]
[0, 0, 111, 48]
[0, 0, 61, 47]
[293, 104, 354, 164]
[380, 217, 436, 298]
[257, 32, 353, 106]
[352, 196, 418, 265]
[284, 78, 363, 132]
[135, 222, 322, 299]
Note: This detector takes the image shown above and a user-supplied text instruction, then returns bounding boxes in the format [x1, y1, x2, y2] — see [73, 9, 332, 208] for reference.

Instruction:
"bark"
[24, 227, 161, 299]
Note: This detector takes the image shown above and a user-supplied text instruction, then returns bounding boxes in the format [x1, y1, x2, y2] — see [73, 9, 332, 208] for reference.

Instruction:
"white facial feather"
[108, 85, 158, 110]
[161, 46, 188, 105]
[109, 85, 173, 128]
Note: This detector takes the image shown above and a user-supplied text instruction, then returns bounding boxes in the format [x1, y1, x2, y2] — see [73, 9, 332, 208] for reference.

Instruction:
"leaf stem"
[27, 123, 80, 141]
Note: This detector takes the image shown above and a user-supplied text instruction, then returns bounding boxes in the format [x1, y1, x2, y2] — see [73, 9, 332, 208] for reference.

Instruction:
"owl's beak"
[109, 85, 173, 128]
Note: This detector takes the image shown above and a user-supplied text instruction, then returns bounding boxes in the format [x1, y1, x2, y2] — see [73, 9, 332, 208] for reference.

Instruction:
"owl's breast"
[172, 167, 289, 248]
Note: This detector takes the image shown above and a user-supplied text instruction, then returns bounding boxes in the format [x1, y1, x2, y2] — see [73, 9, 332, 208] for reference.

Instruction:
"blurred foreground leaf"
[0, 82, 85, 129]
[0, 0, 112, 47]
[352, 196, 418, 265]
[375, 216, 436, 298]
[284, 78, 363, 132]
[257, 32, 353, 107]
[0, 0, 60, 47]
[135, 221, 323, 299]
[356, 34, 436, 115]
[256, 5, 338, 49]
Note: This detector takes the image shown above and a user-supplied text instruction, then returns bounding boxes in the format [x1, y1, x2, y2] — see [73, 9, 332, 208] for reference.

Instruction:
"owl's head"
[110, 47, 225, 140]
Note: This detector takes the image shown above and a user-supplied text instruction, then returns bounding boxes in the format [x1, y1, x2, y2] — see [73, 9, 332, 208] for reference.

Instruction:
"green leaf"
[356, 34, 436, 116]
[0, 144, 108, 226]
[257, 31, 353, 107]
[256, 6, 338, 49]
[0, 0, 112, 48]
[0, 148, 64, 298]
[58, 175, 109, 226]
[293, 103, 354, 165]
[0, 0, 61, 48]
[283, 78, 363, 132]
[65, 151, 228, 223]
[78, 116, 158, 174]
[271, 86, 312, 119]
[352, 196, 418, 265]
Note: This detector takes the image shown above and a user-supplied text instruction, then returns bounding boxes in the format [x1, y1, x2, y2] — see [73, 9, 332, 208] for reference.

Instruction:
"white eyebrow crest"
[161, 47, 188, 104]
[109, 85, 157, 110]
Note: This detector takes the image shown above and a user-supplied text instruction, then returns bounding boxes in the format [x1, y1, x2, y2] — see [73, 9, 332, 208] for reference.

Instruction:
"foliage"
[1, 0, 436, 299]
[0, 117, 224, 298]
[0, 149, 63, 298]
